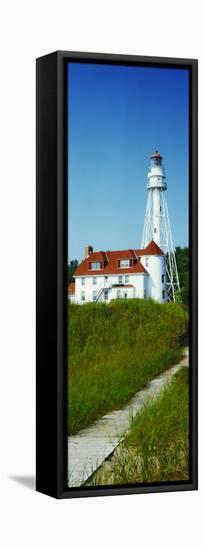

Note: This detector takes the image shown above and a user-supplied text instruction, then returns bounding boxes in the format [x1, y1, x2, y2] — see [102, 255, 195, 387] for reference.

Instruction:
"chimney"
[84, 245, 93, 259]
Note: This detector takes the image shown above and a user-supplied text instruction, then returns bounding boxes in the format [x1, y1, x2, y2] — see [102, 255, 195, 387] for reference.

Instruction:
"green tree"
[68, 259, 78, 284]
[175, 247, 189, 305]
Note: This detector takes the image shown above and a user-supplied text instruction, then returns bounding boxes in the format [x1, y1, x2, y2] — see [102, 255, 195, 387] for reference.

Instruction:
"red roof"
[74, 254, 147, 277]
[68, 282, 75, 294]
[74, 241, 164, 278]
[86, 251, 107, 262]
[141, 240, 164, 256]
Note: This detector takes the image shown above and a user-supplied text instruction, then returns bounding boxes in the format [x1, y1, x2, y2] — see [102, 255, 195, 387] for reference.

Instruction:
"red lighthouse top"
[150, 150, 162, 160]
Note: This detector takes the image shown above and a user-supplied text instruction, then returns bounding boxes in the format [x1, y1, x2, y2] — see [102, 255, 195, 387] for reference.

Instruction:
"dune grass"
[68, 299, 188, 435]
[90, 367, 189, 485]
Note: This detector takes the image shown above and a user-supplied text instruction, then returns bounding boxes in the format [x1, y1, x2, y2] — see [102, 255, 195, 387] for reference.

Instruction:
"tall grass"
[90, 367, 189, 485]
[68, 299, 188, 435]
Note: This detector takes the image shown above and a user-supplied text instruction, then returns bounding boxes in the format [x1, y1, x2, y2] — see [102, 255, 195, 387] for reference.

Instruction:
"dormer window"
[88, 256, 105, 271]
[120, 259, 130, 268]
[90, 262, 101, 270]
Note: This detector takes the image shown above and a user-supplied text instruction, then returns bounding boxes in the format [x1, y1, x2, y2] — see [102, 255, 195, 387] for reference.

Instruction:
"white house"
[68, 240, 167, 304]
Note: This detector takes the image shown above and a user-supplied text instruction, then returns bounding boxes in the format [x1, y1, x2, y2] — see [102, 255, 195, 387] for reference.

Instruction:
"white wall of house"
[68, 294, 75, 303]
[141, 254, 167, 302]
[74, 272, 148, 304]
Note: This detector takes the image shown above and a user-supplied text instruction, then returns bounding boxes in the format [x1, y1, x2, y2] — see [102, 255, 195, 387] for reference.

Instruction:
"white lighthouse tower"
[141, 151, 180, 302]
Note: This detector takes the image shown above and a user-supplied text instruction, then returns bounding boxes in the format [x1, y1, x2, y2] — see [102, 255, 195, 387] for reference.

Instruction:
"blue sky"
[68, 62, 189, 262]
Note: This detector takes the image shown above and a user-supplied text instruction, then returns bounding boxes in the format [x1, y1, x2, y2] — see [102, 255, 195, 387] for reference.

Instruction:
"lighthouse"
[141, 151, 180, 302]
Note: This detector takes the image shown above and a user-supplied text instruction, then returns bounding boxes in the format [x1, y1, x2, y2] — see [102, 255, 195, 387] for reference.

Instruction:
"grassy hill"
[68, 299, 188, 435]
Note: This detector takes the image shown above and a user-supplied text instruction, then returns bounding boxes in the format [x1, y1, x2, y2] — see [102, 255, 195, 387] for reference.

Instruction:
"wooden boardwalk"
[68, 348, 189, 487]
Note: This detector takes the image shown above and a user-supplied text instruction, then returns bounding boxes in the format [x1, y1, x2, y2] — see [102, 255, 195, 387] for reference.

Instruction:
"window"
[81, 291, 85, 301]
[118, 275, 123, 284]
[145, 257, 149, 267]
[152, 157, 161, 166]
[125, 275, 129, 283]
[144, 289, 147, 299]
[93, 277, 97, 285]
[91, 262, 101, 270]
[81, 277, 85, 286]
[104, 289, 108, 301]
[154, 228, 157, 233]
[162, 274, 165, 283]
[93, 290, 97, 301]
[162, 290, 166, 300]
[120, 259, 130, 268]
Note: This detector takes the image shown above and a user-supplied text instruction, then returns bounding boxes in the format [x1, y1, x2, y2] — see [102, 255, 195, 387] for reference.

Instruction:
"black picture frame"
[36, 50, 198, 499]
